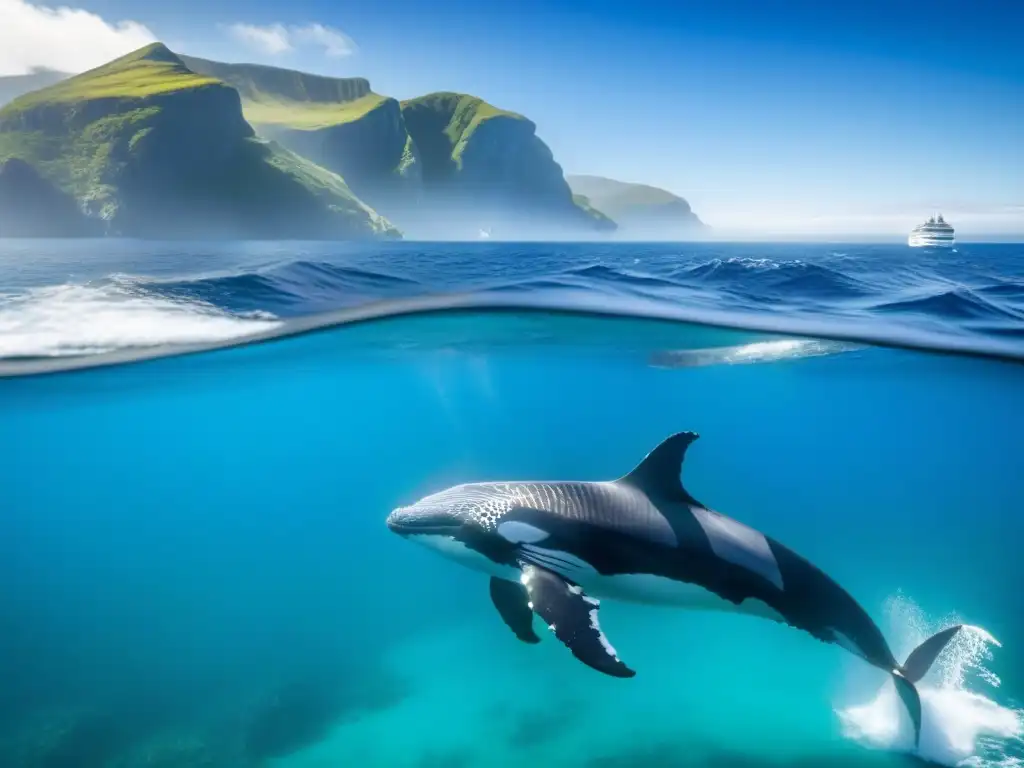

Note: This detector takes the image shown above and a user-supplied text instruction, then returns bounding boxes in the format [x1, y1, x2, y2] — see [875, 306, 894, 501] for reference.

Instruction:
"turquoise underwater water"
[0, 309, 1021, 767]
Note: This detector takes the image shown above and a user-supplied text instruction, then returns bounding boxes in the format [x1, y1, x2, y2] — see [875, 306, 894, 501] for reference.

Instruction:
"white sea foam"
[0, 283, 280, 359]
[837, 594, 1023, 767]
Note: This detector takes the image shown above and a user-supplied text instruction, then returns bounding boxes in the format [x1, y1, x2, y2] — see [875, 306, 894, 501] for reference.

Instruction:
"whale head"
[387, 502, 464, 537]
[386, 484, 521, 576]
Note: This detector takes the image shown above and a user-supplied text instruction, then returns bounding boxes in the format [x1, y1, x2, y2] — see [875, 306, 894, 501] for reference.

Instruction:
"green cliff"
[566, 175, 705, 238]
[395, 92, 614, 237]
[178, 56, 612, 237]
[179, 55, 418, 214]
[0, 45, 398, 239]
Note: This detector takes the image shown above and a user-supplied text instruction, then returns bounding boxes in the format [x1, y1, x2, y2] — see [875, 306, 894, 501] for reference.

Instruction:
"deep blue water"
[0, 240, 1021, 767]
[0, 241, 1022, 360]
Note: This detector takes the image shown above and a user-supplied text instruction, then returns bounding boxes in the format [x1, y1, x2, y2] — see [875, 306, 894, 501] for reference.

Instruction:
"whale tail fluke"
[891, 624, 964, 748]
[901, 624, 963, 684]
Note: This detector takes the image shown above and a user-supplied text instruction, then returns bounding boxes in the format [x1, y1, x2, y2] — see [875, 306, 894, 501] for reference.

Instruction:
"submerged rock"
[241, 661, 411, 762]
[242, 680, 346, 762]
[13, 709, 132, 768]
[112, 733, 228, 768]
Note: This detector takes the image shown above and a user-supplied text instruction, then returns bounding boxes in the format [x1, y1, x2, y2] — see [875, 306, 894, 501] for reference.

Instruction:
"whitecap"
[0, 282, 280, 359]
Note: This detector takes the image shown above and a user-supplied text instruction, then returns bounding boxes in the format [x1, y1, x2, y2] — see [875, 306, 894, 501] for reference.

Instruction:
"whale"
[386, 431, 963, 747]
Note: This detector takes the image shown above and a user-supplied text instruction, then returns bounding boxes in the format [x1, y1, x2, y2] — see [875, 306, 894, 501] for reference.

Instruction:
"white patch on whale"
[587, 602, 621, 661]
[497, 521, 550, 544]
[567, 582, 622, 662]
[410, 534, 519, 580]
[691, 506, 785, 590]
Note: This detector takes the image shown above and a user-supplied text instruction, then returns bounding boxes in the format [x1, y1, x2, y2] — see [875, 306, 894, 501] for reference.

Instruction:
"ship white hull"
[908, 233, 955, 248]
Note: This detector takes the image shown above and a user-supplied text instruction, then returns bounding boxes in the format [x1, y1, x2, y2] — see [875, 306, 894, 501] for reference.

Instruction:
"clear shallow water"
[0, 241, 1022, 767]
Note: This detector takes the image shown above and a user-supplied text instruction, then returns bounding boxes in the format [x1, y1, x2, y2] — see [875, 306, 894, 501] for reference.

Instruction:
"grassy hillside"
[0, 44, 232, 211]
[174, 56, 421, 215]
[173, 56, 610, 236]
[0, 104, 161, 211]
[239, 92, 389, 129]
[93, 52, 609, 237]
[8, 44, 218, 109]
[179, 55, 380, 129]
[400, 92, 525, 169]
[0, 43, 399, 238]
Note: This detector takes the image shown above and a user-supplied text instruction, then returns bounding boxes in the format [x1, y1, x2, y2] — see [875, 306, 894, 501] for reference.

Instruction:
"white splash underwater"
[0, 282, 280, 358]
[837, 594, 1023, 767]
[648, 338, 861, 368]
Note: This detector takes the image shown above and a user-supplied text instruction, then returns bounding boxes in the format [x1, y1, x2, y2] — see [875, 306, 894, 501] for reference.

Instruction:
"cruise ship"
[908, 213, 955, 248]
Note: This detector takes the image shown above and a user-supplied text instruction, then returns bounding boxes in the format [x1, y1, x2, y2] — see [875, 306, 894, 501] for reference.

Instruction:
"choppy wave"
[0, 243, 1022, 363]
[873, 287, 1024, 322]
[146, 261, 422, 314]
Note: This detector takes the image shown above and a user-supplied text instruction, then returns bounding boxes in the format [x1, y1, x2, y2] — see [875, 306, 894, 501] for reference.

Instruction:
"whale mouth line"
[386, 519, 461, 537]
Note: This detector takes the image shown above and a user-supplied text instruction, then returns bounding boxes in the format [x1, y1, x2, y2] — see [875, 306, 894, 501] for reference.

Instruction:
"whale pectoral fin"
[489, 576, 540, 644]
[519, 564, 635, 679]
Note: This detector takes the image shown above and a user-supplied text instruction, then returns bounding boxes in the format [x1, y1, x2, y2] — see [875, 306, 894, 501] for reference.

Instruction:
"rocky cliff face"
[394, 92, 613, 237]
[0, 44, 398, 239]
[180, 55, 422, 217]
[2, 46, 650, 240]
[0, 158, 96, 237]
[170, 55, 615, 238]
[458, 115, 575, 205]
[258, 97, 422, 212]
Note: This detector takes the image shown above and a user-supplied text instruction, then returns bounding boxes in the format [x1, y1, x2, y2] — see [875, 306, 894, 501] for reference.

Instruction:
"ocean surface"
[0, 240, 1022, 768]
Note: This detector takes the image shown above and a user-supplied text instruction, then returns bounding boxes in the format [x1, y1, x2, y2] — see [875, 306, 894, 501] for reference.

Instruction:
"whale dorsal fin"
[618, 431, 700, 502]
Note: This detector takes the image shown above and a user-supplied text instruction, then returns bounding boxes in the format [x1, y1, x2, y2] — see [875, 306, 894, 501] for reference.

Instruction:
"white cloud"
[291, 24, 356, 57]
[0, 0, 156, 76]
[226, 22, 356, 58]
[226, 23, 291, 56]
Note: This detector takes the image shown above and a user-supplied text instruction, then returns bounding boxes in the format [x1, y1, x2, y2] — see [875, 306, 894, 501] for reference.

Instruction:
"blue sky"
[4, 0, 1022, 235]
